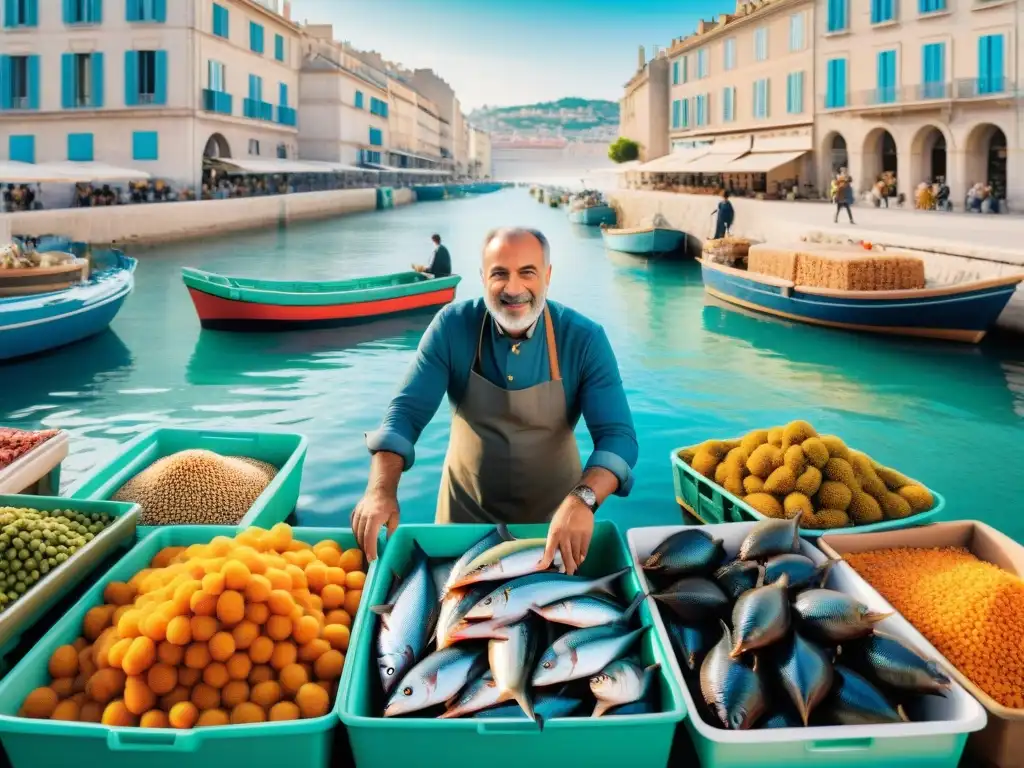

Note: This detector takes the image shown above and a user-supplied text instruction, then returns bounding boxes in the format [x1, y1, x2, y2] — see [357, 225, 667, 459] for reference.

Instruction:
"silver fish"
[383, 646, 488, 717]
[465, 569, 628, 625]
[450, 538, 564, 589]
[738, 512, 804, 561]
[590, 659, 660, 717]
[651, 576, 729, 624]
[488, 620, 539, 721]
[531, 595, 626, 628]
[714, 560, 762, 601]
[439, 671, 502, 719]
[642, 528, 725, 577]
[700, 621, 767, 730]
[777, 632, 834, 726]
[792, 589, 892, 644]
[372, 540, 438, 695]
[443, 524, 514, 595]
[436, 584, 492, 650]
[430, 559, 457, 598]
[730, 573, 791, 657]
[473, 695, 582, 720]
[764, 554, 833, 591]
[825, 665, 908, 726]
[858, 632, 952, 696]
[666, 621, 715, 672]
[449, 617, 517, 643]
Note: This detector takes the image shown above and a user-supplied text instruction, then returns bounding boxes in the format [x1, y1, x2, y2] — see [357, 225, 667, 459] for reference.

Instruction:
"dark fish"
[792, 589, 892, 643]
[652, 576, 729, 624]
[764, 554, 833, 591]
[472, 695, 582, 721]
[730, 573, 791, 656]
[738, 512, 804, 561]
[776, 632, 834, 726]
[643, 528, 725, 577]
[760, 709, 804, 729]
[858, 632, 952, 696]
[666, 621, 715, 671]
[700, 620, 767, 730]
[607, 698, 656, 716]
[825, 665, 909, 725]
[714, 560, 762, 600]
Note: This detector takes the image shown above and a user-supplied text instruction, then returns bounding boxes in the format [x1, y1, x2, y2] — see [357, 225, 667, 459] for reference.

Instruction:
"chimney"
[638, 45, 645, 69]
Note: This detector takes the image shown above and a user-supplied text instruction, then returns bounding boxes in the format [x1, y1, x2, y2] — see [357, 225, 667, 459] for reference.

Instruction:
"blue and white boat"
[600, 224, 687, 257]
[568, 204, 617, 226]
[0, 248, 136, 361]
[699, 257, 1024, 343]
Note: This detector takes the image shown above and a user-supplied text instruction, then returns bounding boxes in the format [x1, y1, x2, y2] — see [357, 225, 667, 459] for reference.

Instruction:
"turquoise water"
[3, 189, 1024, 539]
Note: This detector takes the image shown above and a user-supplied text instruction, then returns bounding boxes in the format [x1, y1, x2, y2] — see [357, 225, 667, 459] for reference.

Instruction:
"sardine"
[760, 709, 804, 729]
[642, 529, 725, 578]
[384, 646, 488, 717]
[857, 632, 952, 696]
[372, 540, 438, 695]
[714, 560, 762, 601]
[666, 621, 715, 672]
[439, 671, 502, 719]
[590, 659, 660, 717]
[436, 584, 492, 650]
[651, 576, 729, 624]
[700, 620, 767, 730]
[443, 524, 514, 595]
[824, 665, 908, 726]
[449, 617, 517, 643]
[792, 589, 892, 644]
[730, 573, 791, 657]
[488, 620, 539, 721]
[450, 538, 564, 589]
[764, 554, 833, 591]
[531, 595, 627, 628]
[738, 512, 804, 561]
[472, 695, 582, 721]
[776, 632, 834, 726]
[465, 569, 629, 625]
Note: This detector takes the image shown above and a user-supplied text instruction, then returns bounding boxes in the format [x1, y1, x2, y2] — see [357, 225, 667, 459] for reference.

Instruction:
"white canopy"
[638, 149, 711, 173]
[0, 161, 75, 183]
[38, 161, 152, 181]
[371, 165, 451, 176]
[723, 150, 808, 173]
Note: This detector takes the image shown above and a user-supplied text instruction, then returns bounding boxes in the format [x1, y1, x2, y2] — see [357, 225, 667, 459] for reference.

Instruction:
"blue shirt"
[366, 298, 639, 496]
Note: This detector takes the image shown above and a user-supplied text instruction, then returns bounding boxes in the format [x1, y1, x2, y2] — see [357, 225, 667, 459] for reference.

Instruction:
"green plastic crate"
[670, 445, 945, 537]
[338, 522, 688, 768]
[69, 427, 307, 537]
[0, 495, 139, 677]
[0, 523, 378, 768]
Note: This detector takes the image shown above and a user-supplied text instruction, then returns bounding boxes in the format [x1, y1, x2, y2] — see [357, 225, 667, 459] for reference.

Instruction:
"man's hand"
[350, 489, 400, 562]
[538, 495, 594, 576]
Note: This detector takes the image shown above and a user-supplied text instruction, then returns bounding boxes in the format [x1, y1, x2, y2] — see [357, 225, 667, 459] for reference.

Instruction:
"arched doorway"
[966, 124, 1008, 201]
[910, 125, 948, 183]
[203, 133, 231, 159]
[863, 128, 898, 193]
[830, 133, 848, 174]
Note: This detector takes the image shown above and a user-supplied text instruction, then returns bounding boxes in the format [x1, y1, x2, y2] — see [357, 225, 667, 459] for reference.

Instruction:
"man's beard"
[484, 288, 546, 334]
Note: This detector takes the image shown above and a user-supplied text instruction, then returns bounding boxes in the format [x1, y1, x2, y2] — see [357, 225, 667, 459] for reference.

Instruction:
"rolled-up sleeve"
[364, 307, 453, 471]
[578, 326, 638, 496]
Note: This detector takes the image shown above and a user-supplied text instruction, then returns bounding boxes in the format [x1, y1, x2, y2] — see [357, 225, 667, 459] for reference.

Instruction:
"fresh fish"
[443, 524, 514, 595]
[764, 554, 833, 591]
[590, 659, 660, 717]
[760, 709, 803, 729]
[792, 589, 892, 644]
[857, 632, 952, 696]
[776, 632, 834, 726]
[488, 620, 539, 721]
[642, 529, 725, 577]
[700, 621, 767, 730]
[607, 699, 656, 716]
[651, 576, 729, 624]
[436, 584, 492, 650]
[473, 695, 582, 721]
[666, 621, 715, 672]
[450, 538, 564, 589]
[465, 569, 629, 625]
[531, 595, 627, 628]
[449, 617, 517, 643]
[730, 573, 791, 657]
[738, 512, 804, 561]
[383, 646, 488, 717]
[372, 541, 438, 695]
[430, 559, 458, 598]
[714, 560, 762, 601]
[439, 671, 502, 719]
[825, 665, 909, 726]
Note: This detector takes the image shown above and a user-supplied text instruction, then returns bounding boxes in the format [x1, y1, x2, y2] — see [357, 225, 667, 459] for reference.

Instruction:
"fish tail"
[495, 522, 514, 541]
[515, 690, 537, 723]
[816, 559, 836, 587]
[534, 712, 546, 731]
[592, 701, 610, 718]
[865, 610, 894, 625]
[592, 567, 631, 596]
[620, 591, 647, 624]
[797, 701, 810, 727]
[897, 704, 909, 722]
[437, 707, 460, 719]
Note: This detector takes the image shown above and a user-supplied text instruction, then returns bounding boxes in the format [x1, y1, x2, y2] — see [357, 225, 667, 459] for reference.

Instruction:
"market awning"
[371, 165, 451, 176]
[37, 161, 151, 181]
[722, 150, 808, 174]
[674, 136, 752, 174]
[638, 149, 711, 173]
[389, 149, 439, 163]
[0, 161, 77, 183]
[206, 158, 328, 174]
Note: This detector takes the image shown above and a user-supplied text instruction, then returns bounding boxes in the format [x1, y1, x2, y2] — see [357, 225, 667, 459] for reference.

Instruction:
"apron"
[436, 305, 583, 524]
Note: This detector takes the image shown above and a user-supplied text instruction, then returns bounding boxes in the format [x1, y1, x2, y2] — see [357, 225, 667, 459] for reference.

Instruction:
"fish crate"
[68, 427, 307, 537]
[669, 444, 945, 537]
[0, 523, 377, 768]
[818, 521, 1024, 768]
[0, 495, 138, 678]
[0, 430, 69, 496]
[338, 522, 687, 768]
[627, 523, 986, 768]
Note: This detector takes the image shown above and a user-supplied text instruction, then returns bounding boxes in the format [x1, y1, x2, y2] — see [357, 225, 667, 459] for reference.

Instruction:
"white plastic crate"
[0, 431, 69, 495]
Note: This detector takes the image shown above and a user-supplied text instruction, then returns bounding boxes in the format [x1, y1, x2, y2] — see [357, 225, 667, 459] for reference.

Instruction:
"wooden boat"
[600, 224, 687, 256]
[0, 261, 90, 297]
[699, 257, 1024, 343]
[182, 268, 462, 331]
[0, 249, 136, 361]
[568, 204, 616, 226]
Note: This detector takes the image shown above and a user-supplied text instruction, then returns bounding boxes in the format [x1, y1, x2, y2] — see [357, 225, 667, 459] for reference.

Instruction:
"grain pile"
[747, 242, 926, 291]
[703, 236, 752, 268]
[112, 450, 278, 526]
[844, 546, 1024, 709]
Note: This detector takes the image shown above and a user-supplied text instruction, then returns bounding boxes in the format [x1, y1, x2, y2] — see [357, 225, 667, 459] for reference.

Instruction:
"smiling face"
[481, 228, 551, 335]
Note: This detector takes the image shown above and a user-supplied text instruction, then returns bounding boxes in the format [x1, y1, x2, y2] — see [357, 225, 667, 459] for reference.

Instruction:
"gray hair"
[482, 227, 550, 265]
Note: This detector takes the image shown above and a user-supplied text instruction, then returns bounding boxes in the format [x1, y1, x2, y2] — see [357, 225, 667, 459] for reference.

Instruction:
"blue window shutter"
[990, 34, 1005, 91]
[154, 0, 165, 22]
[91, 0, 102, 23]
[124, 50, 138, 105]
[126, 0, 137, 20]
[279, 81, 287, 105]
[132, 130, 158, 160]
[61, 53, 75, 108]
[672, 61, 678, 85]
[275, 34, 284, 62]
[3, 0, 13, 28]
[27, 54, 39, 109]
[63, 0, 72, 23]
[91, 52, 104, 107]
[25, 0, 37, 25]
[154, 49, 167, 104]
[68, 133, 94, 161]
[0, 56, 11, 110]
[9, 135, 34, 163]
[839, 59, 847, 106]
[247, 73, 255, 100]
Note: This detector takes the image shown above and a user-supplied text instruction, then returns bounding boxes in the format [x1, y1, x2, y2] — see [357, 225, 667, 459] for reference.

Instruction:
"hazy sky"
[289, 0, 730, 110]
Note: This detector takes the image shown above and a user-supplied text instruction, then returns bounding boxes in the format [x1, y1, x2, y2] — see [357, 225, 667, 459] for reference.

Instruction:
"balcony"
[243, 98, 273, 121]
[955, 76, 1010, 99]
[820, 78, 1018, 114]
[202, 89, 232, 115]
[275, 105, 297, 127]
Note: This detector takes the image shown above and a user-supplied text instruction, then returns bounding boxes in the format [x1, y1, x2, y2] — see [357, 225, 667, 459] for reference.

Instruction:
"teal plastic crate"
[670, 444, 945, 538]
[338, 522, 688, 768]
[0, 523, 378, 768]
[0, 495, 139, 677]
[69, 428, 307, 536]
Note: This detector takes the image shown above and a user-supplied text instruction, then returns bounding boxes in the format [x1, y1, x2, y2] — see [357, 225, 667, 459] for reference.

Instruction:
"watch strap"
[570, 484, 598, 512]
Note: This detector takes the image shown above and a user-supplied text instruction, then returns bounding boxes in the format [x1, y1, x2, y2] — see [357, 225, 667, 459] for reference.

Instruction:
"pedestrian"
[710, 189, 734, 239]
[834, 170, 855, 224]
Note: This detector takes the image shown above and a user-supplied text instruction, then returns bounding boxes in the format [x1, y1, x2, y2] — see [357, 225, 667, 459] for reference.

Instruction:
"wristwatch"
[570, 484, 599, 513]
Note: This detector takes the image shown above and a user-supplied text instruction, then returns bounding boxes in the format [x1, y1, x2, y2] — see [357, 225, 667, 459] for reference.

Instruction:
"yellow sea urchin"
[823, 458, 859, 489]
[816, 481, 853, 511]
[691, 449, 720, 479]
[767, 428, 784, 448]
[783, 445, 806, 476]
[739, 430, 770, 454]
[803, 509, 851, 530]
[746, 444, 784, 479]
[849, 452, 889, 500]
[763, 466, 797, 495]
[875, 465, 912, 492]
[679, 447, 697, 464]
[743, 476, 765, 494]
[781, 420, 818, 449]
[800, 438, 830, 469]
[715, 463, 729, 485]
[818, 435, 850, 462]
[898, 484, 934, 513]
[848, 492, 884, 525]
[783, 492, 814, 520]
[880, 492, 913, 520]
[724, 469, 746, 497]
[744, 493, 785, 519]
[723, 447, 750, 471]
[794, 466, 823, 497]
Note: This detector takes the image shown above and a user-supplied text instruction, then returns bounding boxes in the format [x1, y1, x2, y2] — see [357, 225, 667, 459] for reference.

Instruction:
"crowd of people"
[828, 168, 1004, 217]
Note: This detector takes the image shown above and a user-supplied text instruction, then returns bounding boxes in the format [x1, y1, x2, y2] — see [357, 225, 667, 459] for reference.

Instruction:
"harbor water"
[3, 189, 1024, 539]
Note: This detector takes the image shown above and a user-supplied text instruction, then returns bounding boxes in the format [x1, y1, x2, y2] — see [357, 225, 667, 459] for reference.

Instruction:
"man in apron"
[352, 227, 638, 574]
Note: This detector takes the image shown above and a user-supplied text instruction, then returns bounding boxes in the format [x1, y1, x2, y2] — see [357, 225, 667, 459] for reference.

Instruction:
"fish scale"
[439, 671, 502, 719]
[642, 529, 725, 577]
[488, 620, 539, 721]
[825, 665, 908, 725]
[776, 632, 834, 726]
[857, 632, 952, 696]
[730, 574, 791, 656]
[700, 622, 767, 730]
[384, 646, 488, 717]
[764, 553, 831, 591]
[738, 513, 804, 561]
[451, 538, 564, 588]
[652, 576, 729, 624]
[443, 525, 513, 595]
[532, 625, 648, 687]
[666, 621, 715, 671]
[531, 594, 626, 628]
[465, 568, 628, 625]
[436, 584, 492, 649]
[792, 588, 891, 643]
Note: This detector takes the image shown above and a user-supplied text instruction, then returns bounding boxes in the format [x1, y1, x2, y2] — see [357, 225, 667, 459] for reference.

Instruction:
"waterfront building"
[619, 46, 670, 162]
[415, 95, 443, 165]
[468, 125, 492, 178]
[0, 0, 301, 189]
[410, 68, 467, 173]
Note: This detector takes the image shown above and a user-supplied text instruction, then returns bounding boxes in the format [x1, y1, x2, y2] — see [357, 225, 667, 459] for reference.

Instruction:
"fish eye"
[403, 687, 413, 696]
[386, 667, 395, 676]
[484, 597, 492, 605]
[542, 661, 552, 669]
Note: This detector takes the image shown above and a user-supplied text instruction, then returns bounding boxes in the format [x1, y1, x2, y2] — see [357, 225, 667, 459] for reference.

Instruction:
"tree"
[608, 137, 639, 163]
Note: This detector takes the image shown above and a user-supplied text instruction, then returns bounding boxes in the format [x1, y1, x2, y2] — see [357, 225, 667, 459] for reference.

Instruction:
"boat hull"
[413, 185, 448, 202]
[700, 260, 1022, 343]
[568, 205, 616, 226]
[602, 227, 686, 256]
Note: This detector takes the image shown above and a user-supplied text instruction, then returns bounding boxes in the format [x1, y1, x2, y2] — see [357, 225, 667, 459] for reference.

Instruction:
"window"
[0, 55, 39, 110]
[681, 98, 690, 128]
[825, 57, 848, 108]
[871, 0, 896, 24]
[248, 74, 262, 101]
[672, 60, 679, 85]
[876, 49, 897, 103]
[212, 3, 228, 37]
[370, 96, 388, 117]
[978, 34, 1005, 94]
[786, 71, 804, 113]
[132, 130, 158, 161]
[695, 94, 709, 126]
[61, 52, 103, 109]
[245, 73, 272, 119]
[722, 86, 736, 121]
[277, 143, 287, 159]
[208, 60, 225, 91]
[697, 48, 709, 78]
[826, 0, 848, 32]
[274, 34, 285, 62]
[249, 21, 264, 54]
[3, 0, 37, 27]
[204, 60, 230, 113]
[127, 0, 165, 22]
[754, 27, 768, 61]
[65, 0, 101, 24]
[248, 139, 260, 156]
[919, 0, 945, 12]
[354, 90, 364, 109]
[671, 98, 680, 129]
[67, 133, 94, 161]
[789, 13, 805, 51]
[124, 50, 166, 106]
[369, 127, 383, 146]
[9, 135, 34, 163]
[278, 82, 288, 105]
[921, 42, 946, 98]
[723, 39, 736, 70]
[682, 56, 688, 83]
[753, 78, 769, 117]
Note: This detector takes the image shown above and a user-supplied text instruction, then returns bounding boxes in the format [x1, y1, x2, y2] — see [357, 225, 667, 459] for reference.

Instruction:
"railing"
[202, 88, 232, 115]
[276, 105, 297, 126]
[243, 98, 274, 120]
[10, 96, 29, 109]
[955, 76, 1007, 98]
[820, 78, 1017, 110]
[137, 92, 156, 105]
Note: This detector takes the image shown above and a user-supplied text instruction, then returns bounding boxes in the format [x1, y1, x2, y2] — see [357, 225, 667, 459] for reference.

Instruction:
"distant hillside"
[469, 98, 619, 142]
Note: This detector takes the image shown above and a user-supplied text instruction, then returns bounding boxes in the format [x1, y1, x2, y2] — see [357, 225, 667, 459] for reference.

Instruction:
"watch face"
[575, 485, 597, 508]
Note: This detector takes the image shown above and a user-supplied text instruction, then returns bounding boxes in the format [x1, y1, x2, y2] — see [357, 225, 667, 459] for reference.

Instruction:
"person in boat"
[711, 189, 734, 239]
[412, 233, 452, 277]
[353, 227, 638, 573]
